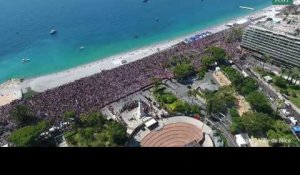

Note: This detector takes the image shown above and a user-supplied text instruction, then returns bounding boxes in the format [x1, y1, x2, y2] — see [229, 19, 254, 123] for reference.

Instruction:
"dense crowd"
[0, 26, 242, 142]
[0, 54, 172, 122]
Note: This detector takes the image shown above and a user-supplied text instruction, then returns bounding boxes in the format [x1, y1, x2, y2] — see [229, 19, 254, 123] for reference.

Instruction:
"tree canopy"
[201, 55, 215, 69]
[232, 112, 273, 136]
[173, 63, 195, 80]
[205, 46, 227, 64]
[237, 77, 259, 96]
[65, 112, 128, 147]
[274, 76, 288, 89]
[246, 91, 274, 115]
[267, 120, 300, 147]
[79, 112, 106, 128]
[225, 27, 243, 43]
[223, 67, 243, 84]
[63, 111, 76, 121]
[205, 86, 237, 114]
[105, 122, 128, 146]
[223, 67, 258, 96]
[9, 121, 48, 147]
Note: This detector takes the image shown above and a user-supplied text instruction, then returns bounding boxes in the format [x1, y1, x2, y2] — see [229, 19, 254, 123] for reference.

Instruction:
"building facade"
[241, 24, 300, 67]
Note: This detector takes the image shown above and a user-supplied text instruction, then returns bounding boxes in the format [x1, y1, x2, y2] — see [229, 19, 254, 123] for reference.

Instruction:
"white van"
[288, 117, 298, 126]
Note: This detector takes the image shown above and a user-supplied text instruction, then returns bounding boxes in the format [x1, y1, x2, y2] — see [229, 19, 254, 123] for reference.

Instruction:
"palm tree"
[286, 68, 293, 83]
[280, 65, 287, 78]
[292, 67, 300, 86]
[262, 53, 271, 71]
[290, 67, 298, 85]
[203, 90, 214, 118]
[296, 68, 300, 86]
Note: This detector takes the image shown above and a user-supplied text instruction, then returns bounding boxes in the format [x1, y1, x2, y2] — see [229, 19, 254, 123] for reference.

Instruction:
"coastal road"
[234, 59, 300, 139]
[235, 59, 300, 117]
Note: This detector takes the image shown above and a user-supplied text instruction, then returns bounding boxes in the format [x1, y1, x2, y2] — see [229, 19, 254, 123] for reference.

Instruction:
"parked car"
[281, 109, 290, 116]
[282, 94, 289, 100]
[285, 101, 291, 108]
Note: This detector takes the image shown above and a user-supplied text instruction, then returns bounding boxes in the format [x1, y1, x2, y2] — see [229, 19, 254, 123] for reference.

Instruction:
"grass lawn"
[154, 85, 191, 114]
[273, 85, 300, 108]
[288, 87, 300, 107]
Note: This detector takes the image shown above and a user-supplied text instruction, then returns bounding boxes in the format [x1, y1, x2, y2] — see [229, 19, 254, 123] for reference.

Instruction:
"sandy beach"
[15, 3, 297, 93]
[0, 79, 22, 106]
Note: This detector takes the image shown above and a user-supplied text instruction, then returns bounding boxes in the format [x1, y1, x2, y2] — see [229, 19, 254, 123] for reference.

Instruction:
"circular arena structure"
[129, 116, 214, 147]
[141, 122, 203, 147]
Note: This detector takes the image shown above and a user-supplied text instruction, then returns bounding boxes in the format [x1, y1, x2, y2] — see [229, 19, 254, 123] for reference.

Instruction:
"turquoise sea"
[0, 0, 271, 83]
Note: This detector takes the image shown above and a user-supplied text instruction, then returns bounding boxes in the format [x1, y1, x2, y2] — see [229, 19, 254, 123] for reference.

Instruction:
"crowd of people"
[0, 26, 243, 142]
[0, 54, 173, 123]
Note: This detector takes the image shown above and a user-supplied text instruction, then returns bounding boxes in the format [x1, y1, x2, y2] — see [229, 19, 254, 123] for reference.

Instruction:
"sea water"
[0, 0, 271, 83]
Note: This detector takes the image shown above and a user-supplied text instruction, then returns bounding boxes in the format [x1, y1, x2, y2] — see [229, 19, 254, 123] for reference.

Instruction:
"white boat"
[49, 29, 57, 35]
[22, 58, 30, 63]
[239, 6, 254, 10]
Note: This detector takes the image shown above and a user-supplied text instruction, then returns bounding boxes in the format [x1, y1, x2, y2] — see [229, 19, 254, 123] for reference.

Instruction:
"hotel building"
[241, 16, 300, 67]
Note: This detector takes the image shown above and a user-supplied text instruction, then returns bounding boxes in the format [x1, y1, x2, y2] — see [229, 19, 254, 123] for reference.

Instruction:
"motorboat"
[50, 29, 57, 35]
[22, 58, 30, 63]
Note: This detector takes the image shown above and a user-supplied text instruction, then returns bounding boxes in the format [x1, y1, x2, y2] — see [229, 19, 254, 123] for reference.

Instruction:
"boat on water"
[49, 29, 57, 35]
[79, 46, 85, 50]
[22, 58, 30, 63]
[239, 6, 254, 10]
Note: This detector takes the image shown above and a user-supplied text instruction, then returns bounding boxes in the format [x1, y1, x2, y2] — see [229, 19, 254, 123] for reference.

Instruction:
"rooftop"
[253, 10, 300, 37]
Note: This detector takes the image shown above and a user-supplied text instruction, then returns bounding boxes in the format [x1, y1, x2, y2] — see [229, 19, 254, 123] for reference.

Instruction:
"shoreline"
[7, 4, 288, 93]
